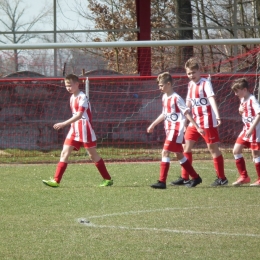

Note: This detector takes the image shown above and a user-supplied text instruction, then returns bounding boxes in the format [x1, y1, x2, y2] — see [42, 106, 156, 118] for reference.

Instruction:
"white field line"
[78, 205, 260, 238]
[82, 223, 260, 238]
[86, 205, 255, 219]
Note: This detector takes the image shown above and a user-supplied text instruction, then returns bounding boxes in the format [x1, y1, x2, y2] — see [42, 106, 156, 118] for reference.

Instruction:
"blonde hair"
[185, 57, 200, 70]
[157, 72, 173, 85]
[231, 78, 249, 92]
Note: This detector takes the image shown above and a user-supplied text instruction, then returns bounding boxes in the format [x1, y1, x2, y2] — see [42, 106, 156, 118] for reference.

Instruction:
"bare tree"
[0, 0, 51, 72]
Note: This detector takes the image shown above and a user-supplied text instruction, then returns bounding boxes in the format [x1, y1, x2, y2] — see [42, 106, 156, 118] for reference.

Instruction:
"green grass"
[1, 161, 260, 259]
[0, 146, 253, 163]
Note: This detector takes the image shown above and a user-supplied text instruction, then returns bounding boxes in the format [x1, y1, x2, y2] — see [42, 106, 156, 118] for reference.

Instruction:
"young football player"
[231, 78, 260, 186]
[171, 58, 228, 187]
[42, 74, 113, 187]
[148, 72, 204, 189]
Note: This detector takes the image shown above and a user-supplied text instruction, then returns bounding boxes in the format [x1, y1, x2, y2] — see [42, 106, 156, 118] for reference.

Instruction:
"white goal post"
[1, 38, 260, 50]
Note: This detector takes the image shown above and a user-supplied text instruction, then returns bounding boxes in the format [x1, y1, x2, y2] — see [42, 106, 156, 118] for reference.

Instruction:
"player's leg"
[42, 145, 74, 187]
[151, 149, 170, 189]
[232, 142, 250, 186]
[250, 147, 260, 186]
[202, 127, 228, 186]
[207, 142, 228, 186]
[171, 126, 198, 185]
[175, 152, 202, 188]
[86, 146, 113, 187]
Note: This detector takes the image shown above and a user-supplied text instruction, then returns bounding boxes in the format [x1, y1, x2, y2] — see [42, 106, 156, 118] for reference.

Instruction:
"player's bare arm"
[184, 100, 192, 128]
[184, 111, 205, 135]
[208, 96, 221, 126]
[53, 111, 84, 130]
[147, 114, 164, 133]
[245, 113, 260, 138]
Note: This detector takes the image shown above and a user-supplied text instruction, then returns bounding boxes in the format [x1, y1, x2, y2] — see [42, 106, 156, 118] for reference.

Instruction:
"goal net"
[0, 41, 259, 162]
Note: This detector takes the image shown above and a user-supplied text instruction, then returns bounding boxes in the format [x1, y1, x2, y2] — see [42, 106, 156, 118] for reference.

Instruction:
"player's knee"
[60, 150, 69, 160]
[162, 150, 169, 157]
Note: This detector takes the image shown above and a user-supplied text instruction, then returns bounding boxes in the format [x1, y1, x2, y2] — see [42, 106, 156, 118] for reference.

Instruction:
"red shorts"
[64, 139, 97, 151]
[163, 139, 183, 153]
[185, 126, 220, 144]
[236, 136, 260, 150]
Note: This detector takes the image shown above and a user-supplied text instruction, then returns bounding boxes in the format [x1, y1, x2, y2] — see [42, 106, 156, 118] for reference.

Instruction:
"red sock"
[254, 162, 260, 178]
[235, 157, 248, 178]
[159, 162, 170, 183]
[95, 158, 111, 180]
[213, 155, 226, 179]
[181, 160, 199, 179]
[54, 162, 68, 183]
[181, 152, 192, 180]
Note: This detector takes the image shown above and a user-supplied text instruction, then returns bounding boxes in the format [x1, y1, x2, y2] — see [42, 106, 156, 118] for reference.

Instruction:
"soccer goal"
[0, 39, 259, 162]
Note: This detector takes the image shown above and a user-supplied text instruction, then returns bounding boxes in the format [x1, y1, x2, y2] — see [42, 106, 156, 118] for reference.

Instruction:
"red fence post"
[136, 0, 151, 76]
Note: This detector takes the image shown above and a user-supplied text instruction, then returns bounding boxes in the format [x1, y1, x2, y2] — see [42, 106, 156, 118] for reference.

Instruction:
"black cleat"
[211, 177, 228, 187]
[170, 177, 191, 186]
[186, 175, 202, 188]
[150, 180, 166, 189]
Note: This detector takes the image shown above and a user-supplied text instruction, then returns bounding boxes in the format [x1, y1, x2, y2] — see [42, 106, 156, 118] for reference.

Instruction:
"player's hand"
[147, 125, 154, 133]
[197, 127, 205, 136]
[53, 122, 65, 130]
[216, 118, 222, 126]
[245, 129, 252, 138]
[239, 104, 244, 115]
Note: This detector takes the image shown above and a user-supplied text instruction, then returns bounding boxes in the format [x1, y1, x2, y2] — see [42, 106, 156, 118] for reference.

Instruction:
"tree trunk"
[194, 0, 205, 67]
[175, 0, 193, 66]
[200, 0, 214, 72]
[256, 0, 260, 37]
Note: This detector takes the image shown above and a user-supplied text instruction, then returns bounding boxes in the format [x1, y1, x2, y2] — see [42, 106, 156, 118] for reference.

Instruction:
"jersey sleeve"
[176, 94, 190, 115]
[186, 83, 191, 102]
[252, 95, 260, 114]
[78, 94, 89, 112]
[204, 79, 215, 98]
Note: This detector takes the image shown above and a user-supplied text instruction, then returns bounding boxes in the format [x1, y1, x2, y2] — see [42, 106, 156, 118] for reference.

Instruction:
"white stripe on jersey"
[162, 92, 189, 144]
[67, 91, 96, 143]
[186, 77, 217, 128]
[241, 94, 260, 142]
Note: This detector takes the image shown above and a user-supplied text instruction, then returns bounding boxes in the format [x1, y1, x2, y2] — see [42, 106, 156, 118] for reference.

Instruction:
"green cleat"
[99, 179, 113, 187]
[42, 178, 59, 187]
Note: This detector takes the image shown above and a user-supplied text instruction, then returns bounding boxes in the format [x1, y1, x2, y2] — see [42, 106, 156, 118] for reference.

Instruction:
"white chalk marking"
[87, 205, 255, 219]
[78, 205, 260, 238]
[82, 222, 260, 238]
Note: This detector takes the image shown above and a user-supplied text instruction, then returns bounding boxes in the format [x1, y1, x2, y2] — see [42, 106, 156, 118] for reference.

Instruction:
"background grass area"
[0, 146, 253, 163]
[1, 161, 260, 260]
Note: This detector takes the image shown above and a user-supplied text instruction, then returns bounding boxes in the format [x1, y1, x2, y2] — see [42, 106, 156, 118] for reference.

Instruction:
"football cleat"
[186, 175, 202, 188]
[150, 180, 166, 189]
[211, 178, 228, 187]
[170, 177, 190, 186]
[232, 176, 250, 186]
[250, 179, 260, 187]
[99, 179, 113, 187]
[42, 178, 59, 187]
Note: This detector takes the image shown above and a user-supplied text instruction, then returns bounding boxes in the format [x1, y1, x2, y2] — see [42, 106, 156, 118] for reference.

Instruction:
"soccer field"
[1, 161, 260, 260]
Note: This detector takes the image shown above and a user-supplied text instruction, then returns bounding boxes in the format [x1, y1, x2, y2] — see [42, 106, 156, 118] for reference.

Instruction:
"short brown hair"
[231, 78, 249, 92]
[157, 72, 173, 85]
[65, 74, 80, 83]
[185, 57, 200, 70]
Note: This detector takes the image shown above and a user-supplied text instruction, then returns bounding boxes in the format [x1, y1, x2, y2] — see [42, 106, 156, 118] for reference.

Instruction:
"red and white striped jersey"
[66, 91, 97, 143]
[186, 77, 217, 128]
[162, 92, 189, 143]
[240, 94, 260, 142]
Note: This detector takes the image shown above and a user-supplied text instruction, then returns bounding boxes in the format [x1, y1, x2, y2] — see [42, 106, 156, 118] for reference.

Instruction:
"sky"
[1, 0, 99, 43]
[22, 0, 90, 31]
